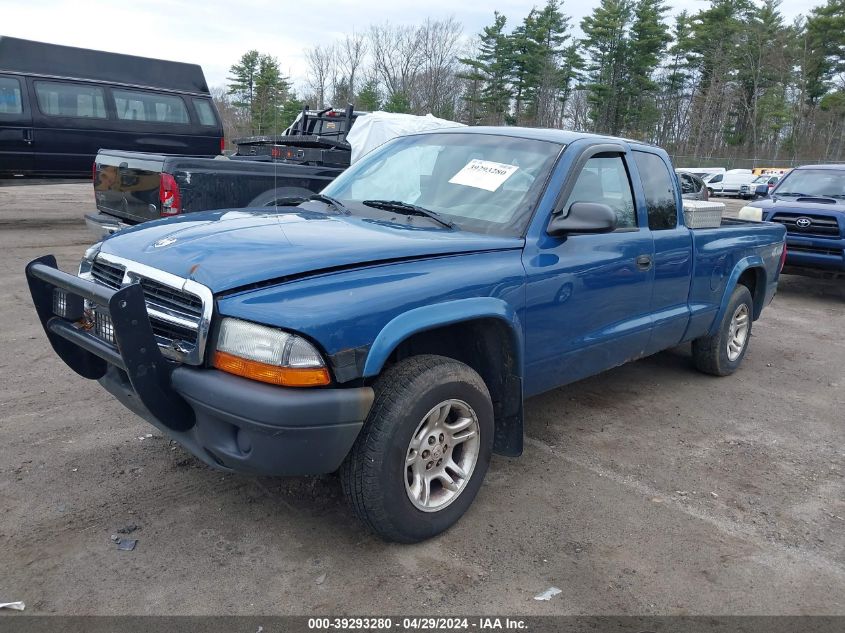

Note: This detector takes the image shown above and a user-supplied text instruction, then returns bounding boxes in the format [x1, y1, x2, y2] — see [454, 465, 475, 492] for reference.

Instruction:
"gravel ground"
[0, 182, 843, 615]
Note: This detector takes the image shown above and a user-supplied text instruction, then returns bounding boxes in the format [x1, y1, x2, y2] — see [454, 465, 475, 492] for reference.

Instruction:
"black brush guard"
[25, 255, 195, 431]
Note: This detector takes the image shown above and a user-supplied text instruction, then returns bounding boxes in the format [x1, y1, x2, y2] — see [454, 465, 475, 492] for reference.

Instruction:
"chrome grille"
[88, 256, 212, 364]
[771, 213, 841, 237]
[138, 277, 203, 318]
[91, 259, 125, 289]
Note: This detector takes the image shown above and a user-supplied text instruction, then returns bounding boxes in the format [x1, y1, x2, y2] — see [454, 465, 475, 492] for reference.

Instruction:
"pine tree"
[227, 50, 261, 117]
[356, 80, 381, 111]
[655, 12, 694, 147]
[252, 55, 291, 135]
[228, 51, 291, 135]
[508, 11, 544, 125]
[459, 12, 513, 125]
[623, 0, 670, 137]
[383, 91, 411, 113]
[527, 0, 574, 127]
[804, 0, 845, 104]
[580, 0, 634, 134]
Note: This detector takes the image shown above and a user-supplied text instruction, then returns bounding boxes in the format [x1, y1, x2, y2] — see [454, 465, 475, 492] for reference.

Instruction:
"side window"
[679, 173, 695, 194]
[633, 152, 677, 230]
[112, 89, 189, 124]
[192, 99, 217, 126]
[0, 77, 23, 114]
[34, 81, 106, 118]
[710, 174, 723, 184]
[565, 155, 637, 229]
[691, 175, 704, 192]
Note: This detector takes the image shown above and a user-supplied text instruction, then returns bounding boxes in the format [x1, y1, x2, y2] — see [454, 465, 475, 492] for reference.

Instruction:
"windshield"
[775, 169, 845, 198]
[321, 132, 562, 236]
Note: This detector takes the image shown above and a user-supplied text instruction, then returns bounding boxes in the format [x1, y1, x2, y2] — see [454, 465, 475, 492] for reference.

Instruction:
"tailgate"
[94, 152, 165, 223]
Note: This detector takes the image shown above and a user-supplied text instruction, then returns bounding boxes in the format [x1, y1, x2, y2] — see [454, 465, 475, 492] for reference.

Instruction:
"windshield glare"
[776, 169, 845, 198]
[322, 132, 562, 236]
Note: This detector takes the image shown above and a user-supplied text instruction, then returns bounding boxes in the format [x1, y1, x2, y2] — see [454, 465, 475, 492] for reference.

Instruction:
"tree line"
[214, 0, 845, 165]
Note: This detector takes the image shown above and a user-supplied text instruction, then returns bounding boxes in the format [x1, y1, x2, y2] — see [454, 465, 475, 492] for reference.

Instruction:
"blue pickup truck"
[26, 128, 786, 542]
[740, 164, 845, 278]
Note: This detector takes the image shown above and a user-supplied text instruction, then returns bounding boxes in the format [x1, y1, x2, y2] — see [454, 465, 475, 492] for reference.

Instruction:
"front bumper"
[783, 236, 845, 276]
[25, 256, 374, 475]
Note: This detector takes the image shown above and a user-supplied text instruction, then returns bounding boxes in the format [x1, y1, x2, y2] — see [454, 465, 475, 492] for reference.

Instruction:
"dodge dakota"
[26, 128, 787, 542]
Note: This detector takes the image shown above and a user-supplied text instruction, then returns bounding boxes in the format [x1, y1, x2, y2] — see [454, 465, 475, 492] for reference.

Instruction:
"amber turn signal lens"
[212, 351, 331, 387]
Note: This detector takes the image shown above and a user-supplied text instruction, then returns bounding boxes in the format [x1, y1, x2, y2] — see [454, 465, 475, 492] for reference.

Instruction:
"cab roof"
[428, 125, 654, 149]
[793, 164, 845, 171]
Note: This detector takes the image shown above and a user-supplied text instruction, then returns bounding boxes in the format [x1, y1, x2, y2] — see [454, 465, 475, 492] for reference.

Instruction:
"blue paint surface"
[100, 130, 787, 397]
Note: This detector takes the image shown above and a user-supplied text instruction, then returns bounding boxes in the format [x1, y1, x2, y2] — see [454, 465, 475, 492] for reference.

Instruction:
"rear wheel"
[692, 284, 753, 376]
[340, 355, 493, 543]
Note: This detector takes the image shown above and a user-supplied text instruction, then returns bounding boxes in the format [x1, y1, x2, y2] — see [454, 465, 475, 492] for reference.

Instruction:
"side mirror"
[547, 202, 618, 236]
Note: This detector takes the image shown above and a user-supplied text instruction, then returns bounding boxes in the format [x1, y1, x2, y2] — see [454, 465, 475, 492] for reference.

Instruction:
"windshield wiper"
[775, 192, 811, 197]
[362, 199, 455, 229]
[309, 193, 351, 215]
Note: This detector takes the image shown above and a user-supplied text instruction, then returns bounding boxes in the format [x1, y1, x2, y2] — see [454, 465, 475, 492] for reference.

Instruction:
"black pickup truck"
[86, 106, 363, 237]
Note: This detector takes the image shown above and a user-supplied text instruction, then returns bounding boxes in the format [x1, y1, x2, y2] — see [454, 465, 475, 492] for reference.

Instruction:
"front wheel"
[340, 355, 494, 543]
[692, 284, 753, 376]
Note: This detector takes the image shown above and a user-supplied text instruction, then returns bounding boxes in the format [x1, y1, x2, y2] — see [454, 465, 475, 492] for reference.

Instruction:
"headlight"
[212, 318, 330, 387]
[738, 206, 763, 221]
[78, 241, 102, 276]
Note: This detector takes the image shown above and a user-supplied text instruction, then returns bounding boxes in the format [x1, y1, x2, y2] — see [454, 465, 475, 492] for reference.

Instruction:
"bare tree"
[334, 32, 368, 104]
[415, 17, 464, 117]
[211, 86, 251, 146]
[369, 22, 424, 103]
[305, 44, 336, 109]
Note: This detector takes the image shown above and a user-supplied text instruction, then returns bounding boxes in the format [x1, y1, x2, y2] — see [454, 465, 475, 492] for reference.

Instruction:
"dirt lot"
[0, 182, 843, 615]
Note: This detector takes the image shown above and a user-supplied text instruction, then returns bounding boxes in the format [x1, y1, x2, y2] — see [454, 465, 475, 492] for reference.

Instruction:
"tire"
[340, 355, 494, 543]
[692, 284, 754, 376]
[246, 186, 314, 208]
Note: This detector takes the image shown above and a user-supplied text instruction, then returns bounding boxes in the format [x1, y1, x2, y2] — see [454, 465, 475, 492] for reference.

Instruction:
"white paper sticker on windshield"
[448, 159, 519, 192]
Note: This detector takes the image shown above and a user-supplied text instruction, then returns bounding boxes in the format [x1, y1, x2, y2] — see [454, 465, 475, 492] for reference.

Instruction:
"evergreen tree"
[624, 0, 670, 137]
[656, 12, 694, 147]
[279, 95, 305, 130]
[804, 0, 845, 103]
[228, 51, 291, 135]
[459, 13, 513, 124]
[508, 11, 544, 125]
[227, 50, 261, 116]
[251, 54, 291, 134]
[527, 0, 574, 126]
[356, 80, 381, 111]
[580, 0, 634, 134]
[383, 91, 411, 113]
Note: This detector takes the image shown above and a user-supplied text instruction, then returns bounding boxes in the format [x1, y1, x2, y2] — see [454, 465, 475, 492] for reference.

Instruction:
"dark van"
[0, 36, 223, 177]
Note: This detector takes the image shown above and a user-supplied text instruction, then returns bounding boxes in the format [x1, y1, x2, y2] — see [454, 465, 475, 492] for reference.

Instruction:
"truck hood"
[99, 208, 523, 293]
[752, 196, 845, 215]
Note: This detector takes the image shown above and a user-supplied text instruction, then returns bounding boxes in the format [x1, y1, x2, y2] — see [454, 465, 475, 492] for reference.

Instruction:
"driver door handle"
[636, 254, 653, 271]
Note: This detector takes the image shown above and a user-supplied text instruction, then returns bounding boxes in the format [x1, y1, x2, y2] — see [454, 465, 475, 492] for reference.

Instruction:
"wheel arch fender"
[362, 297, 526, 457]
[363, 297, 524, 378]
[708, 256, 766, 336]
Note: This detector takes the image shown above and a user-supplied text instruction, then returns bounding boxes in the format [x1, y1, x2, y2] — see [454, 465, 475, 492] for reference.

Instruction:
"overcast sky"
[1, 0, 824, 93]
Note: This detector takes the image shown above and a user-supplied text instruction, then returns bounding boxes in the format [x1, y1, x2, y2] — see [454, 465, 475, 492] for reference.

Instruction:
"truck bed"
[93, 149, 344, 227]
